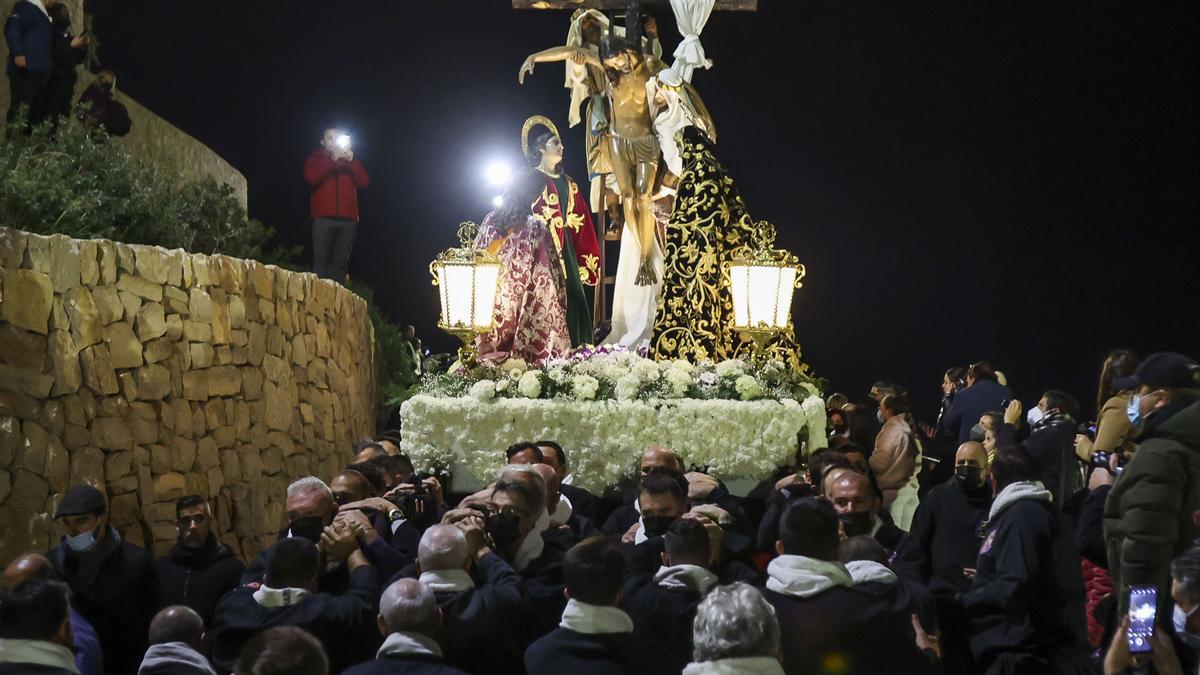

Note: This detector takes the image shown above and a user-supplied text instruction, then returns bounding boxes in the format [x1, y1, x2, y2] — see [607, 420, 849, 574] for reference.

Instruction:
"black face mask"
[642, 515, 676, 538]
[954, 466, 984, 491]
[487, 512, 524, 550]
[969, 424, 987, 443]
[288, 516, 327, 543]
[839, 511, 874, 538]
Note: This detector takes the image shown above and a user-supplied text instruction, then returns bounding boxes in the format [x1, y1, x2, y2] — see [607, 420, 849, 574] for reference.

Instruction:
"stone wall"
[0, 0, 249, 208]
[0, 228, 376, 561]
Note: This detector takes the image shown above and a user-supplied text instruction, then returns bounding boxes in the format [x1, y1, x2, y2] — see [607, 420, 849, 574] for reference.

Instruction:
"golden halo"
[522, 115, 560, 162]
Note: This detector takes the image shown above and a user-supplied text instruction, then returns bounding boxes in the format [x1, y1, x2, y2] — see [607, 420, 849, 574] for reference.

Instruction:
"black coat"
[561, 482, 598, 522]
[154, 535, 245, 626]
[433, 553, 530, 674]
[961, 493, 1088, 672]
[0, 662, 75, 675]
[764, 582, 933, 675]
[524, 628, 674, 675]
[513, 530, 571, 653]
[873, 512, 906, 552]
[620, 568, 707, 673]
[52, 529, 157, 675]
[600, 494, 639, 537]
[1017, 414, 1079, 503]
[939, 379, 1012, 443]
[208, 565, 380, 674]
[894, 479, 992, 596]
[341, 653, 469, 675]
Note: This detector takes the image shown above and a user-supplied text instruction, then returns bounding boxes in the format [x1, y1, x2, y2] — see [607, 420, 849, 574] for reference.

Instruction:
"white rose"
[572, 374, 600, 401]
[548, 366, 569, 384]
[735, 375, 764, 400]
[501, 358, 528, 374]
[664, 368, 692, 398]
[715, 359, 746, 378]
[671, 359, 695, 374]
[468, 380, 497, 402]
[615, 374, 640, 401]
[632, 359, 661, 382]
[517, 371, 542, 398]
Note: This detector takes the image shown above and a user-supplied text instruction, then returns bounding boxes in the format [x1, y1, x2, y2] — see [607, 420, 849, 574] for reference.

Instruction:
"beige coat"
[1075, 391, 1137, 461]
[870, 415, 917, 506]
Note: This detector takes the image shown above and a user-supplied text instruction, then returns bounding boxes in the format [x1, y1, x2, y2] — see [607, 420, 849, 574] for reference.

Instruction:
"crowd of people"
[5, 0, 131, 135]
[2, 350, 1200, 675]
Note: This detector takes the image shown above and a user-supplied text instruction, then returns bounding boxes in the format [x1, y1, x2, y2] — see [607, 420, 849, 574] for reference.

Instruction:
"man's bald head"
[531, 463, 560, 512]
[955, 441, 989, 467]
[417, 525, 469, 572]
[148, 605, 205, 650]
[3, 553, 57, 587]
[379, 578, 441, 636]
[640, 446, 684, 476]
[828, 471, 877, 516]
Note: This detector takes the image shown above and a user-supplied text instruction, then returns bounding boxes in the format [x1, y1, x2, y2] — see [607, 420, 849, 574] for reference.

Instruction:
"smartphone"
[1128, 585, 1157, 654]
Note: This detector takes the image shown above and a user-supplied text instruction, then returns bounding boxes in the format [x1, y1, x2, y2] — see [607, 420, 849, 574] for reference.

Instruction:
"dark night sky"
[88, 1, 1200, 421]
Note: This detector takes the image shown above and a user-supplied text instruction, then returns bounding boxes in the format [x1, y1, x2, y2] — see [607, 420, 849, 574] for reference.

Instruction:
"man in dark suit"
[537, 440, 598, 522]
[208, 532, 379, 673]
[939, 361, 1013, 443]
[525, 537, 672, 675]
[763, 497, 933, 675]
[342, 578, 468, 675]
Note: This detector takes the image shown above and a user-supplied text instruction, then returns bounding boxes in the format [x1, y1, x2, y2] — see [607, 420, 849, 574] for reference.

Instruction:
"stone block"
[249, 263, 273, 300]
[263, 354, 291, 384]
[165, 314, 183, 341]
[103, 321, 143, 369]
[135, 302, 167, 341]
[215, 345, 232, 365]
[260, 448, 283, 475]
[104, 450, 133, 480]
[108, 475, 139, 495]
[130, 417, 158, 445]
[118, 291, 143, 323]
[0, 468, 9, 504]
[116, 243, 135, 273]
[92, 417, 132, 452]
[97, 241, 118, 285]
[109, 493, 141, 528]
[189, 288, 214, 322]
[213, 425, 236, 449]
[79, 240, 99, 286]
[135, 363, 171, 401]
[79, 344, 119, 395]
[62, 424, 90, 449]
[62, 286, 103, 349]
[49, 331, 82, 397]
[144, 502, 176, 523]
[134, 246, 169, 284]
[172, 437, 197, 472]
[48, 235, 81, 293]
[231, 345, 249, 365]
[118, 370, 138, 401]
[290, 334, 310, 367]
[39, 401, 64, 438]
[150, 444, 171, 474]
[276, 300, 294, 337]
[15, 420, 47, 473]
[247, 323, 266, 366]
[191, 405, 207, 438]
[172, 399, 194, 439]
[116, 274, 163, 302]
[210, 291, 232, 345]
[144, 337, 174, 364]
[219, 449, 240, 482]
[262, 382, 295, 432]
[192, 255, 214, 287]
[182, 371, 208, 401]
[266, 326, 284, 357]
[165, 250, 184, 287]
[206, 467, 224, 498]
[189, 343, 214, 369]
[46, 436, 68, 492]
[0, 324, 46, 369]
[243, 369, 264, 401]
[185, 472, 208, 500]
[1, 269, 53, 334]
[203, 399, 225, 429]
[234, 401, 251, 437]
[0, 392, 40, 422]
[257, 298, 276, 325]
[268, 431, 298, 457]
[153, 472, 187, 501]
[197, 436, 219, 470]
[183, 320, 212, 343]
[9, 469, 48, 511]
[0, 416, 17, 468]
[93, 286, 123, 325]
[299, 403, 314, 425]
[62, 397, 86, 426]
[68, 447, 104, 490]
[0, 227, 26, 268]
[24, 232, 50, 271]
[240, 444, 263, 482]
[0, 364, 53, 398]
[96, 395, 129, 420]
[228, 295, 246, 329]
[307, 358, 327, 389]
[164, 287, 189, 315]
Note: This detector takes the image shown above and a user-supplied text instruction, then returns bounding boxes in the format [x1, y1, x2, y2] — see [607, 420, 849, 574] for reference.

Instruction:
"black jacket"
[154, 535, 245, 626]
[208, 565, 380, 674]
[561, 482, 597, 522]
[341, 653, 469, 675]
[873, 512, 906, 552]
[619, 566, 708, 672]
[52, 529, 157, 675]
[894, 479, 992, 596]
[524, 628, 674, 675]
[961, 487, 1088, 672]
[431, 553, 530, 674]
[939, 379, 1012, 443]
[1016, 413, 1079, 503]
[764, 582, 933, 675]
[601, 494, 640, 537]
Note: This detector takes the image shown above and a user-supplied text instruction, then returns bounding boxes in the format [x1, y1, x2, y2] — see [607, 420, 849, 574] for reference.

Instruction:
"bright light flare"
[492, 196, 505, 207]
[484, 160, 513, 187]
[335, 134, 351, 149]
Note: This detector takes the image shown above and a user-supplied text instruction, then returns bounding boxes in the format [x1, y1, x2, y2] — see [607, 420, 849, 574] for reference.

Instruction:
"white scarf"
[0, 639, 79, 673]
[559, 598, 634, 634]
[139, 641, 217, 675]
[25, 0, 50, 19]
[765, 555, 853, 599]
[377, 631, 442, 659]
[513, 511, 550, 572]
[654, 564, 718, 594]
[252, 585, 311, 608]
[563, 9, 610, 128]
[988, 480, 1052, 520]
[845, 560, 898, 586]
[683, 656, 785, 675]
[418, 568, 475, 593]
[550, 493, 573, 527]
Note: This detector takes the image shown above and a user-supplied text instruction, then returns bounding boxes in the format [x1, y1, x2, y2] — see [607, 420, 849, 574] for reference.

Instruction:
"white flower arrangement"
[468, 380, 497, 402]
[517, 371, 542, 398]
[734, 374, 764, 401]
[572, 374, 600, 401]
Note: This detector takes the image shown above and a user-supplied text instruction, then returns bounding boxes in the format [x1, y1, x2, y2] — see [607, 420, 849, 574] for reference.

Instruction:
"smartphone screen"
[1128, 585, 1157, 653]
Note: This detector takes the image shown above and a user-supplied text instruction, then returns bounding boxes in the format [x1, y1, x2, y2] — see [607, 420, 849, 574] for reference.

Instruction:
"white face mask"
[64, 528, 97, 552]
[1174, 604, 1200, 650]
[1027, 407, 1045, 426]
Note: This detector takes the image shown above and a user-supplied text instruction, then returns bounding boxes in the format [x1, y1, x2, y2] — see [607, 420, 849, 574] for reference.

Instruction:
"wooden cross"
[513, 0, 757, 11]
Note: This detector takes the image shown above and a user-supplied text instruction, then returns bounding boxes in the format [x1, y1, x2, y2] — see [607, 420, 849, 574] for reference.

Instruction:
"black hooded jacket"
[154, 534, 246, 625]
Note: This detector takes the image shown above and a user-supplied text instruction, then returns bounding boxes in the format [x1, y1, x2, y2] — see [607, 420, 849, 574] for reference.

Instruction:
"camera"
[1091, 450, 1126, 474]
[335, 134, 351, 150]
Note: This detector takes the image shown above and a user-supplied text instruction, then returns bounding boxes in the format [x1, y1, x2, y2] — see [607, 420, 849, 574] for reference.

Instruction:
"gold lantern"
[429, 221, 502, 365]
[724, 221, 807, 358]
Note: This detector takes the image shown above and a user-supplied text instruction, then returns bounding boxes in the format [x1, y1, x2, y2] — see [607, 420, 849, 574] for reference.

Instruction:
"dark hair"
[529, 132, 562, 172]
[880, 394, 910, 416]
[640, 468, 688, 505]
[343, 462, 386, 495]
[563, 537, 626, 605]
[807, 450, 853, 494]
[839, 535, 889, 566]
[235, 626, 329, 675]
[265, 538, 320, 589]
[968, 361, 997, 382]
[376, 429, 403, 445]
[0, 579, 70, 640]
[536, 440, 568, 470]
[664, 518, 710, 565]
[991, 445, 1035, 490]
[366, 454, 408, 480]
[505, 442, 544, 463]
[352, 437, 384, 456]
[778, 497, 839, 560]
[175, 495, 207, 519]
[1098, 349, 1140, 414]
[491, 169, 546, 235]
[872, 381, 905, 398]
[842, 404, 879, 449]
[148, 606, 205, 649]
[494, 475, 545, 517]
[1171, 545, 1200, 607]
[945, 366, 967, 387]
[1041, 390, 1079, 421]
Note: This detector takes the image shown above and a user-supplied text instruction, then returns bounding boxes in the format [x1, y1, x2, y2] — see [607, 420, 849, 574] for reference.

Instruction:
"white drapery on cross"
[657, 0, 716, 87]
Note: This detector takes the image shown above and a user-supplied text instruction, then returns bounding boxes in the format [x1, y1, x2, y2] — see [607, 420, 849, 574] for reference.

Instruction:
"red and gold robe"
[533, 173, 601, 286]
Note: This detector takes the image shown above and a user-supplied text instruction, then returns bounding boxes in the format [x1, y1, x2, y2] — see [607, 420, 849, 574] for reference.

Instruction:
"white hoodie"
[765, 555, 853, 598]
[988, 480, 1052, 521]
[682, 656, 785, 675]
[844, 560, 898, 586]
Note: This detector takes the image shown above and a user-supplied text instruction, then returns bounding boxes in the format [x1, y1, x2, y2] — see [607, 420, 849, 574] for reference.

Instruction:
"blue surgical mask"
[1173, 604, 1200, 650]
[1027, 407, 1045, 426]
[1127, 394, 1143, 426]
[64, 528, 96, 552]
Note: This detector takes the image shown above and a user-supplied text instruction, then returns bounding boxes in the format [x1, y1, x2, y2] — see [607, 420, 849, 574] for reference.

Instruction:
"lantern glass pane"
[747, 265, 785, 328]
[472, 263, 501, 329]
[729, 265, 750, 326]
[439, 263, 476, 327]
[774, 267, 796, 327]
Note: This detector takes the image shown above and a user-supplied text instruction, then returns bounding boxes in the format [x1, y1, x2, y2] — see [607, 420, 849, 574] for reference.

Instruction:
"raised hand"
[519, 58, 535, 84]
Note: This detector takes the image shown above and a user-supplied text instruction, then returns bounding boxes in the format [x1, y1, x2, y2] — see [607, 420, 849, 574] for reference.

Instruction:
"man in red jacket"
[304, 128, 370, 282]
